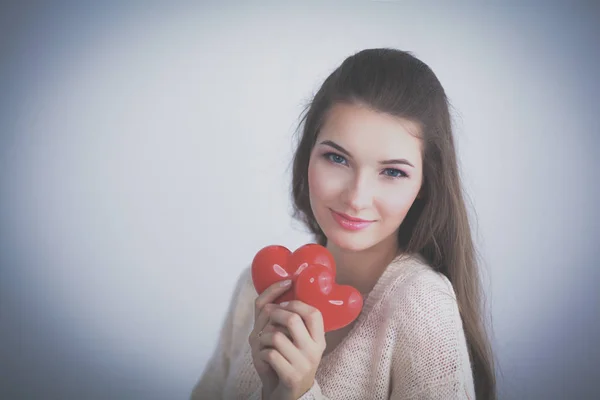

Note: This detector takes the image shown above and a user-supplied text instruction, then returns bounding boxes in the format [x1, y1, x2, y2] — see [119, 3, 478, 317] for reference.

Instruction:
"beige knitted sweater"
[191, 253, 475, 399]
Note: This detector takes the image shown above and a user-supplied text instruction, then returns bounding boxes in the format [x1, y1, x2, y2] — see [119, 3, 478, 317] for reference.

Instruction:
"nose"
[342, 173, 373, 212]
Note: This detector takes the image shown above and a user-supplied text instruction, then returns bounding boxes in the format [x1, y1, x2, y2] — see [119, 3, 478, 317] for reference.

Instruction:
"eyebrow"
[319, 139, 415, 168]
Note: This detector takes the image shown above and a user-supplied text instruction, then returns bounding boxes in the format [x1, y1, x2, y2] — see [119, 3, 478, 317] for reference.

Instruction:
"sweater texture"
[191, 253, 475, 399]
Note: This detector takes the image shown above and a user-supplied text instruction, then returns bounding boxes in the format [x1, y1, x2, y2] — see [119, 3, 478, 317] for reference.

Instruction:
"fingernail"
[280, 280, 292, 287]
[279, 301, 289, 307]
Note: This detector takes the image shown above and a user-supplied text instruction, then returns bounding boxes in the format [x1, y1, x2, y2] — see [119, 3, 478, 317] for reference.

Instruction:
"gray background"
[1, 2, 599, 399]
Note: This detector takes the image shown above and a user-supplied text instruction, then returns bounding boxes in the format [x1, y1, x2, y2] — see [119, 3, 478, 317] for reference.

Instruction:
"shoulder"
[388, 253, 456, 302]
[228, 265, 257, 317]
[403, 262, 457, 307]
[232, 265, 256, 297]
[374, 253, 456, 306]
[382, 254, 462, 333]
[220, 265, 259, 357]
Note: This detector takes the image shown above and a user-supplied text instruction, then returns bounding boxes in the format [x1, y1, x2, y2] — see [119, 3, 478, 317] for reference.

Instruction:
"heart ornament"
[251, 243, 363, 332]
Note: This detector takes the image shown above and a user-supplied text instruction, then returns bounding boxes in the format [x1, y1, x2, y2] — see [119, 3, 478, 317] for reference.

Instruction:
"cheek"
[378, 183, 420, 219]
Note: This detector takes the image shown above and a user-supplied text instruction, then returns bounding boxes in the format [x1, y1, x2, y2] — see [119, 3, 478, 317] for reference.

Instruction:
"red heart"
[295, 264, 363, 332]
[251, 243, 363, 332]
[251, 243, 336, 304]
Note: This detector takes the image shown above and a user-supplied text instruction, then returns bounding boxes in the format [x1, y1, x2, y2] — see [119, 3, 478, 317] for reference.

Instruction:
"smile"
[330, 210, 375, 231]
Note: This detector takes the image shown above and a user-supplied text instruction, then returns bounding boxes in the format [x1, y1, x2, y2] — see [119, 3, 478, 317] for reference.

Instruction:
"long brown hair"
[290, 48, 496, 399]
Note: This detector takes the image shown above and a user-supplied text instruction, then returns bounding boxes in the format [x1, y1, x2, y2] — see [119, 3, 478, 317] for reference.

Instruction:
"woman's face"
[307, 102, 424, 253]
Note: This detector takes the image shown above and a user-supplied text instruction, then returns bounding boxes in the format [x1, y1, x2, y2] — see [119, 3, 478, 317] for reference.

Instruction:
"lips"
[335, 212, 372, 223]
[330, 210, 374, 231]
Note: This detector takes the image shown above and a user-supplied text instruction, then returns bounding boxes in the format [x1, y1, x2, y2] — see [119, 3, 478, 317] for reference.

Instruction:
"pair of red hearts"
[251, 243, 363, 332]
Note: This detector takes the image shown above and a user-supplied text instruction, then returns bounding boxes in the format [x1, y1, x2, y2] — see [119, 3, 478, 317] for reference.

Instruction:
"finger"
[250, 303, 277, 340]
[263, 322, 293, 341]
[268, 307, 315, 351]
[279, 301, 325, 347]
[259, 348, 298, 388]
[259, 330, 305, 367]
[254, 279, 292, 315]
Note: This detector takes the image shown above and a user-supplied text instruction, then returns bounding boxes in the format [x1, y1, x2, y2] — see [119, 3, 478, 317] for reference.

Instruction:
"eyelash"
[323, 152, 408, 179]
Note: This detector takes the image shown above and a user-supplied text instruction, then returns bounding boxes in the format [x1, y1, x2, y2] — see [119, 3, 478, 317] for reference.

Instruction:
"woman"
[191, 48, 496, 399]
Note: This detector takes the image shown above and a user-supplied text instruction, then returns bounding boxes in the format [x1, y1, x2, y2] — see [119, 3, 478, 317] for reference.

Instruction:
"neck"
[326, 233, 400, 295]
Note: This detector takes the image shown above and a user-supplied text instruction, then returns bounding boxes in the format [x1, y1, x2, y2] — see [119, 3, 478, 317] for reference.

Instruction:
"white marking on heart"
[273, 264, 289, 277]
[296, 262, 308, 275]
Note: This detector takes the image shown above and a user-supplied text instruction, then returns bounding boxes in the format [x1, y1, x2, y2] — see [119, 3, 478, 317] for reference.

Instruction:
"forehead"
[318, 103, 423, 161]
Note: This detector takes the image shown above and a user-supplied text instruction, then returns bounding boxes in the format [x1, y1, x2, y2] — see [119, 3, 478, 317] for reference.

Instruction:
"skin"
[249, 280, 325, 400]
[249, 102, 424, 400]
[309, 102, 424, 293]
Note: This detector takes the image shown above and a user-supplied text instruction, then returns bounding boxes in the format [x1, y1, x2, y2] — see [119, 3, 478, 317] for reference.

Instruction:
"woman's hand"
[258, 300, 326, 400]
[249, 279, 294, 398]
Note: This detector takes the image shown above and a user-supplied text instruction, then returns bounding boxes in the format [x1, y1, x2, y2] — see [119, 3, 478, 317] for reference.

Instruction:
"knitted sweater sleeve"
[190, 267, 252, 400]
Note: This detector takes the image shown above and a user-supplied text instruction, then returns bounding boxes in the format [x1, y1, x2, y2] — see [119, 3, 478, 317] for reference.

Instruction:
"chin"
[324, 229, 379, 253]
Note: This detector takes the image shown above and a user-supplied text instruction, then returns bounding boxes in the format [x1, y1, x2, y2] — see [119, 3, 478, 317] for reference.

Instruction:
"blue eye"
[383, 168, 407, 178]
[325, 152, 347, 165]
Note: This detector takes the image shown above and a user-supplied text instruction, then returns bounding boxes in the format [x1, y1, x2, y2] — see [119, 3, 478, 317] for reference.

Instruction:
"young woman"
[191, 48, 496, 400]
